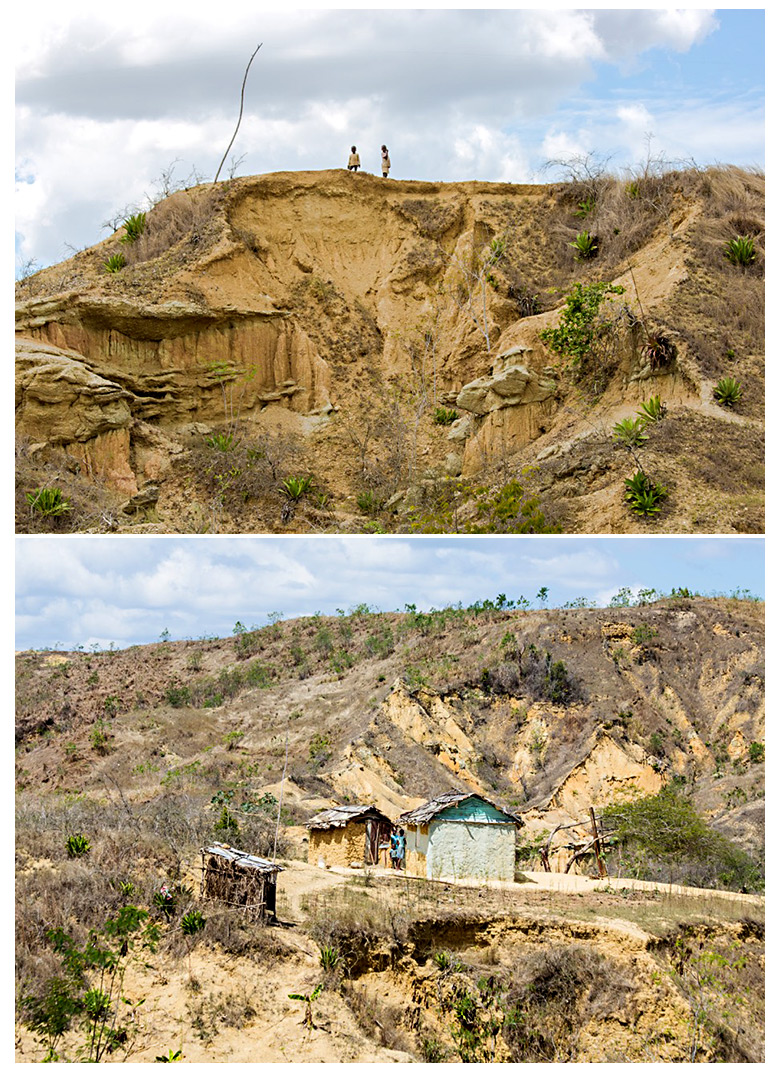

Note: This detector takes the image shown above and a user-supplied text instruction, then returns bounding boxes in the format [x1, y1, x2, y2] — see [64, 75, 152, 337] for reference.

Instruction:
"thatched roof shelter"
[200, 843, 283, 920]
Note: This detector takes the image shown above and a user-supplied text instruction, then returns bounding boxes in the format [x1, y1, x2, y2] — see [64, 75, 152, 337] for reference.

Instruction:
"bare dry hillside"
[15, 596, 765, 1061]
[16, 166, 764, 534]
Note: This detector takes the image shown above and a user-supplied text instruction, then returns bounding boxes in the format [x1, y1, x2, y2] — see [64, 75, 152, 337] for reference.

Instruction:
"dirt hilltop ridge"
[15, 166, 764, 533]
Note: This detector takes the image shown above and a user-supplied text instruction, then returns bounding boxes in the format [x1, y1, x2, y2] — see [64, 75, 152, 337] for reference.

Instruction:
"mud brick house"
[306, 805, 393, 868]
[397, 791, 523, 883]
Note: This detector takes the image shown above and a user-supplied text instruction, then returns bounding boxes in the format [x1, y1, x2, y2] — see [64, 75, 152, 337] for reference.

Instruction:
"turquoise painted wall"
[435, 796, 514, 824]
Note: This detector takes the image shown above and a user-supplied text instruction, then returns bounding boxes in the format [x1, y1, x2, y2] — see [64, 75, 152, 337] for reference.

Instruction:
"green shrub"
[152, 886, 176, 920]
[713, 376, 743, 407]
[539, 282, 625, 370]
[748, 741, 765, 764]
[205, 432, 237, 452]
[724, 235, 756, 269]
[600, 785, 763, 891]
[165, 684, 190, 708]
[26, 487, 71, 517]
[357, 490, 384, 515]
[573, 196, 596, 219]
[181, 910, 207, 936]
[103, 253, 126, 273]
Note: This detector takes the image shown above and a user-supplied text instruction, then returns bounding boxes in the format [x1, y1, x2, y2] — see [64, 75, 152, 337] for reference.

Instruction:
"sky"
[15, 536, 764, 651]
[14, 3, 765, 272]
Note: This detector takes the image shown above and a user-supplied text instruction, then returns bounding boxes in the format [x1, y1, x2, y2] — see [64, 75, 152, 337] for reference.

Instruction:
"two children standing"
[347, 145, 391, 178]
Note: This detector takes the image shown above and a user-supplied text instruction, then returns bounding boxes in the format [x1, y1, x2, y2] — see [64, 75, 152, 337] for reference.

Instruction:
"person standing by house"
[347, 146, 360, 171]
[380, 145, 391, 178]
[390, 826, 406, 869]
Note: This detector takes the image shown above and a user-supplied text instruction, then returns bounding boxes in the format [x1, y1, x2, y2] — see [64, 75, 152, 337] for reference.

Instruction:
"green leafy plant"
[612, 417, 648, 446]
[624, 470, 667, 517]
[713, 376, 743, 408]
[569, 231, 598, 260]
[433, 406, 459, 425]
[26, 487, 71, 517]
[119, 212, 147, 244]
[748, 741, 765, 764]
[539, 282, 625, 370]
[155, 1049, 184, 1061]
[279, 475, 313, 500]
[723, 235, 756, 269]
[288, 984, 323, 1029]
[215, 806, 240, 834]
[21, 905, 159, 1062]
[637, 395, 667, 423]
[319, 945, 343, 973]
[205, 431, 237, 452]
[625, 180, 641, 199]
[181, 910, 206, 936]
[103, 253, 126, 273]
[65, 833, 90, 858]
[573, 195, 596, 218]
[357, 490, 384, 515]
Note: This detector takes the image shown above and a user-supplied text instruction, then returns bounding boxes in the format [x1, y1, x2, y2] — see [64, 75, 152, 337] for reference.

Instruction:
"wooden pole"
[214, 44, 262, 184]
[589, 806, 608, 878]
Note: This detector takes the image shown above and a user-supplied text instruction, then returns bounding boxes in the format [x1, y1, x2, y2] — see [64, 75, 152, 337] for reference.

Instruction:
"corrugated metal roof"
[202, 843, 283, 873]
[306, 804, 391, 829]
[397, 790, 523, 826]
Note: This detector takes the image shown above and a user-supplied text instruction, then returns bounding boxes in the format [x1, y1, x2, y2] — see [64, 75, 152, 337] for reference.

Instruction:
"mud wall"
[308, 821, 366, 867]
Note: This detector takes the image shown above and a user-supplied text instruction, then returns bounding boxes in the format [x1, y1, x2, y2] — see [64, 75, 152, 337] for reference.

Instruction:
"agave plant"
[120, 211, 147, 244]
[26, 486, 71, 517]
[65, 833, 90, 858]
[205, 431, 237, 452]
[624, 470, 667, 517]
[319, 944, 343, 972]
[103, 253, 126, 273]
[357, 490, 383, 515]
[433, 406, 459, 425]
[724, 235, 756, 269]
[570, 231, 598, 260]
[280, 475, 313, 500]
[181, 910, 207, 936]
[612, 417, 648, 446]
[573, 195, 596, 219]
[636, 395, 667, 423]
[713, 376, 743, 407]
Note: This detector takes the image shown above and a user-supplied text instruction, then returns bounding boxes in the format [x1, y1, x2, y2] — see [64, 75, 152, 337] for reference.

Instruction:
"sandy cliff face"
[16, 169, 764, 531]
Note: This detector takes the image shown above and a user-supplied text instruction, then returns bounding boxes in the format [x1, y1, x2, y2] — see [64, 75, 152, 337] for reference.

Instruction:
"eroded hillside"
[16, 167, 764, 534]
[16, 596, 765, 857]
[15, 596, 765, 1062]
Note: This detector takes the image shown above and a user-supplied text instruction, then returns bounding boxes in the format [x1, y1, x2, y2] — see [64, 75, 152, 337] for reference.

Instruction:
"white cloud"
[16, 6, 759, 270]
